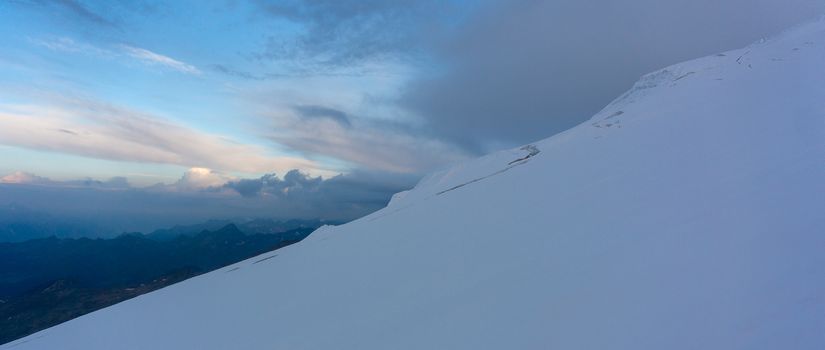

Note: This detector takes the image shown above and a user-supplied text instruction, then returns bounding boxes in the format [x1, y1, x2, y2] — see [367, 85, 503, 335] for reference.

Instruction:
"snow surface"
[5, 19, 825, 349]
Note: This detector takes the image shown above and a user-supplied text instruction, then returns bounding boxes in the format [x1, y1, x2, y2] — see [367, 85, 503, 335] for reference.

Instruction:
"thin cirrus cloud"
[0, 98, 318, 174]
[252, 0, 463, 67]
[119, 44, 201, 75]
[33, 36, 200, 75]
[30, 36, 110, 56]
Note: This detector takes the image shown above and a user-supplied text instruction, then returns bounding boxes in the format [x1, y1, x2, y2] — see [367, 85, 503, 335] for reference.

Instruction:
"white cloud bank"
[0, 171, 49, 185]
[175, 167, 235, 189]
[0, 168, 418, 234]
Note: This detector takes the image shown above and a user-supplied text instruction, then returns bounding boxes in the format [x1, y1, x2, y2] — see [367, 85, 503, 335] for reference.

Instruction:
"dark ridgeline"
[0, 223, 318, 344]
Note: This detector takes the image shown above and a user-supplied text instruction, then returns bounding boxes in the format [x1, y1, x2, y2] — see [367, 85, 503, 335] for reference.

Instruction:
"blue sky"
[0, 0, 469, 186]
[0, 0, 823, 234]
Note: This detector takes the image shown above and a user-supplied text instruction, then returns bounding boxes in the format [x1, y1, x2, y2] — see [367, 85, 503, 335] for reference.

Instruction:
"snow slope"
[5, 20, 825, 350]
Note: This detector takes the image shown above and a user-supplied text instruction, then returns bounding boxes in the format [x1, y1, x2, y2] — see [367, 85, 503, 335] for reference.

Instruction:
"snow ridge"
[5, 18, 825, 350]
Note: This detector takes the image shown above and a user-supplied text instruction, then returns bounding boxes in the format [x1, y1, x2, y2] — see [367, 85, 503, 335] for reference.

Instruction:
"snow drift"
[5, 19, 825, 350]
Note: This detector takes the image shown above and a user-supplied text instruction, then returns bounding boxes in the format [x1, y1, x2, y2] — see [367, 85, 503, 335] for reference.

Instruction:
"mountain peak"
[217, 223, 242, 234]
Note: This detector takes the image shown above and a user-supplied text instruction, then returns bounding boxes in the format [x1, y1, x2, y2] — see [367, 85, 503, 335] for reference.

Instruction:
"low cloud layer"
[0, 168, 418, 236]
[1, 171, 130, 189]
[174, 168, 235, 190]
[222, 169, 416, 215]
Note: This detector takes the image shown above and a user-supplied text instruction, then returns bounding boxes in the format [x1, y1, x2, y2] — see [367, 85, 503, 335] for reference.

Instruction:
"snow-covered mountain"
[5, 19, 825, 350]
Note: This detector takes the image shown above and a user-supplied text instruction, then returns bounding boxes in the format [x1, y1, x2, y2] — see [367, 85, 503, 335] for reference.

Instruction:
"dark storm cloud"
[292, 105, 352, 128]
[225, 176, 267, 197]
[400, 0, 825, 153]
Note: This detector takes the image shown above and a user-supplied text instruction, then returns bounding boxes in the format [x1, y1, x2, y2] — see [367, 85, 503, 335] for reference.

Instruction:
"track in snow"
[437, 145, 541, 195]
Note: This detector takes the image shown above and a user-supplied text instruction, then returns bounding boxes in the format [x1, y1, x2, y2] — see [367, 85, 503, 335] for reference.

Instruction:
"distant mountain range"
[0, 204, 335, 243]
[0, 204, 109, 243]
[140, 218, 332, 241]
[0, 222, 321, 344]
